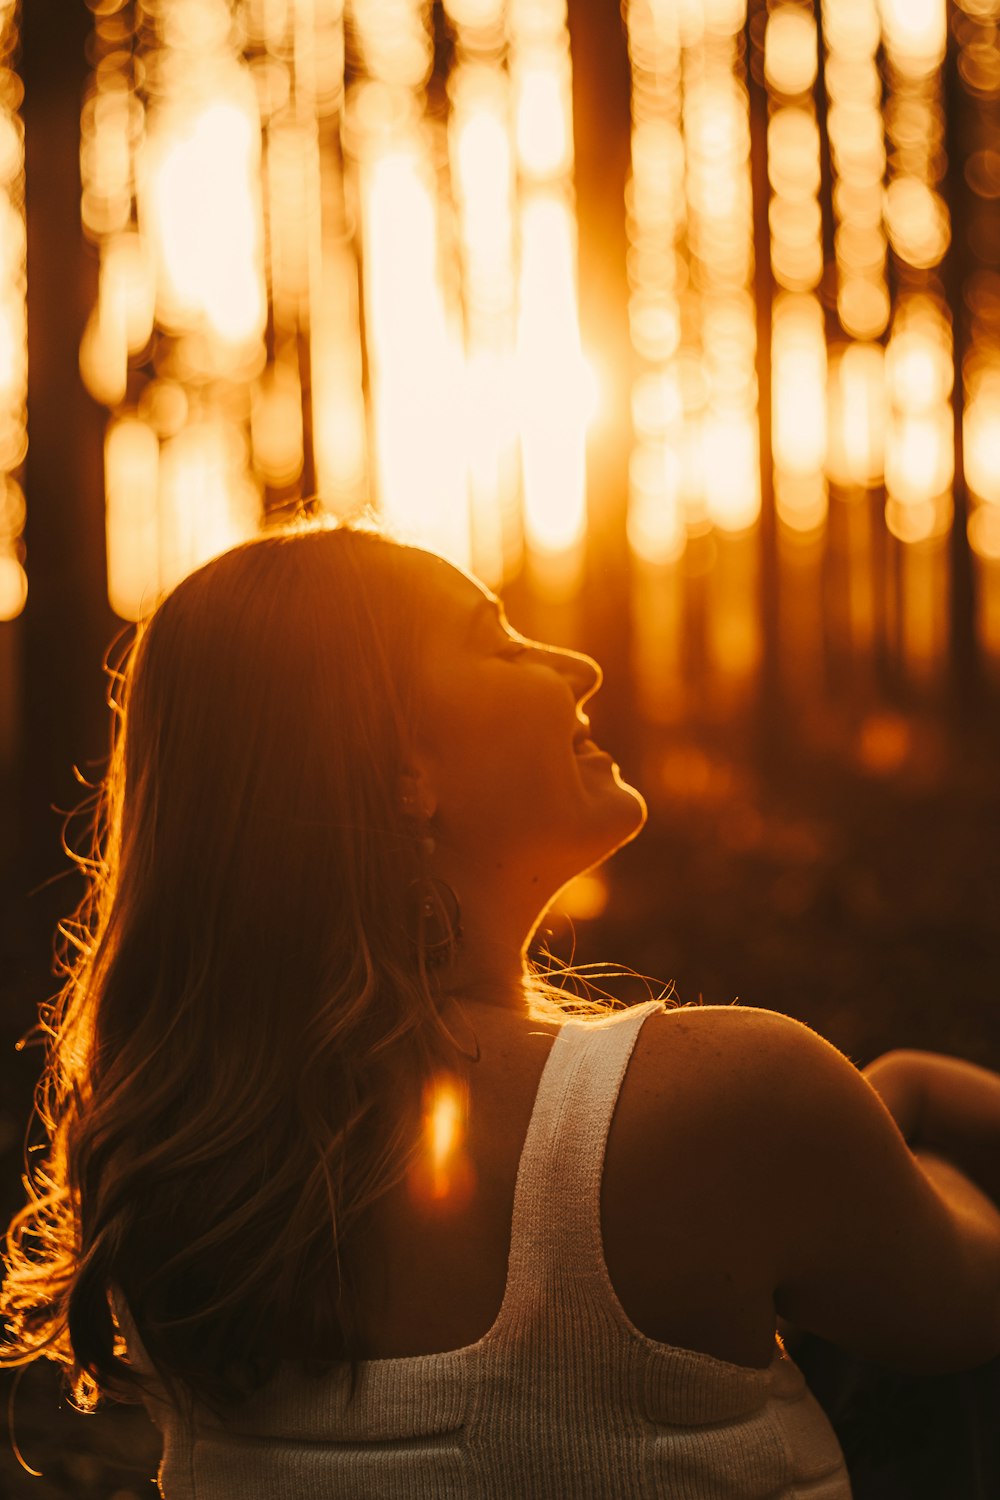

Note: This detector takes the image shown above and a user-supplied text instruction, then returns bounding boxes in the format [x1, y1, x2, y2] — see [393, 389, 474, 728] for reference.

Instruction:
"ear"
[398, 768, 438, 820]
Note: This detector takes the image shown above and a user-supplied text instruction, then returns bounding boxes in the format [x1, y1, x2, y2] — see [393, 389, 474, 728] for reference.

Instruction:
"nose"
[554, 644, 603, 707]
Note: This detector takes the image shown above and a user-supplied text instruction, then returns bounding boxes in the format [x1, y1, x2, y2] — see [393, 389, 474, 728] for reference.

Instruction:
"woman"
[2, 517, 1000, 1499]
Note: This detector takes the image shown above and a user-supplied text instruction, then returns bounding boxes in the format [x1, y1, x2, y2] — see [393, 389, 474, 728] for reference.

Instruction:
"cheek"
[423, 663, 577, 823]
[446, 695, 568, 810]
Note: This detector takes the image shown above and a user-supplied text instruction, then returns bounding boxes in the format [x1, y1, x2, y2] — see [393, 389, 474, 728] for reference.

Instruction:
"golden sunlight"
[70, 0, 1000, 681]
[408, 1074, 475, 1210]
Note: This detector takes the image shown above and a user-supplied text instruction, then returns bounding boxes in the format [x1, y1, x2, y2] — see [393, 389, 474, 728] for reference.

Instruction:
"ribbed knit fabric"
[114, 999, 852, 1498]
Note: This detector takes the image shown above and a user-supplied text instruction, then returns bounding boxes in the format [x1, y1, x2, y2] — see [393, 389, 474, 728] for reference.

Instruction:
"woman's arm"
[721, 1009, 1000, 1374]
[863, 1049, 1000, 1205]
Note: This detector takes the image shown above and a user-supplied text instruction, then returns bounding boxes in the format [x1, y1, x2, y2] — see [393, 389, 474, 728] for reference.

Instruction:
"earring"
[408, 875, 464, 968]
[401, 804, 463, 968]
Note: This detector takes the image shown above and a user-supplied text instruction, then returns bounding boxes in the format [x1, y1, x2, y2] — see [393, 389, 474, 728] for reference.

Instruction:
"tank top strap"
[499, 999, 665, 1312]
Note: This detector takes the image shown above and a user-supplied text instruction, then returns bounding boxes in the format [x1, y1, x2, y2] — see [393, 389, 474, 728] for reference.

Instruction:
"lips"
[575, 740, 612, 760]
[573, 720, 611, 757]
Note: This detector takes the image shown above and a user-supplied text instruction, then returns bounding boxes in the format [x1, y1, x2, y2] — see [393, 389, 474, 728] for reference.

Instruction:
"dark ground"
[0, 706, 998, 1498]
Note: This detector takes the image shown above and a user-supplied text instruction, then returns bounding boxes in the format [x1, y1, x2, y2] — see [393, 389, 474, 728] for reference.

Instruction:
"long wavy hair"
[0, 516, 651, 1436]
[1, 513, 665, 1428]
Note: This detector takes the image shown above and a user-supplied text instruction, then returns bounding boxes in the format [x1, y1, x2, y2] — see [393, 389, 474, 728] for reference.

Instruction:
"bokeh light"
[59, 0, 1000, 692]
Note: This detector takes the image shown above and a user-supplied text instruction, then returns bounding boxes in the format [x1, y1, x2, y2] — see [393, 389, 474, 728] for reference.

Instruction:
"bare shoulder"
[637, 1000, 887, 1173]
[634, 1001, 840, 1116]
[620, 1001, 839, 1215]
[641, 998, 827, 1052]
[639, 1002, 1000, 1371]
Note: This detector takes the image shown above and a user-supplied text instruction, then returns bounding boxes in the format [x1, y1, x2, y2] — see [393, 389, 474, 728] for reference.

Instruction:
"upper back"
[116, 998, 852, 1499]
[350, 998, 781, 1368]
[350, 994, 1000, 1377]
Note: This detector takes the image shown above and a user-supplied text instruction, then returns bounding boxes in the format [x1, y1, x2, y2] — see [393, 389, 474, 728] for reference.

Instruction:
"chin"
[610, 778, 648, 847]
[584, 775, 648, 867]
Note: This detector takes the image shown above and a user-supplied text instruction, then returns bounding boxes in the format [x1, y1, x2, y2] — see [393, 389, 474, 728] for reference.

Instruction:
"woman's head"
[0, 516, 647, 1422]
[394, 545, 646, 991]
[123, 520, 644, 1001]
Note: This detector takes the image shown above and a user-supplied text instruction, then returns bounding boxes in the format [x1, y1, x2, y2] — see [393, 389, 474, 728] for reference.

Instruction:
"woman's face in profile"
[406, 549, 646, 903]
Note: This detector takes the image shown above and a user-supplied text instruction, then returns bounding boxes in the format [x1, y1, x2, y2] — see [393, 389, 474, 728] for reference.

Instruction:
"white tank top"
[115, 998, 852, 1498]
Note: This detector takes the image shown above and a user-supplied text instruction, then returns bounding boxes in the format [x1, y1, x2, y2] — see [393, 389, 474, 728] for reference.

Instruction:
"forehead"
[405, 547, 494, 624]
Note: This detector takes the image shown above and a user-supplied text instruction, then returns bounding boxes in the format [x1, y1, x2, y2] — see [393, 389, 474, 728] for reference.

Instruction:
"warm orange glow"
[359, 137, 470, 566]
[157, 420, 260, 594]
[504, 0, 587, 585]
[827, 341, 885, 489]
[450, 69, 515, 290]
[765, 7, 818, 98]
[708, 532, 762, 693]
[555, 870, 609, 920]
[885, 491, 951, 545]
[627, 443, 685, 566]
[80, 67, 141, 241]
[141, 88, 267, 345]
[857, 712, 912, 774]
[350, 0, 434, 90]
[516, 193, 589, 562]
[823, 0, 889, 339]
[104, 417, 161, 622]
[443, 0, 505, 28]
[767, 94, 824, 292]
[768, 108, 820, 184]
[0, 549, 24, 619]
[962, 370, 1000, 505]
[430, 1085, 460, 1166]
[449, 61, 520, 584]
[773, 295, 828, 531]
[81, 231, 155, 411]
[70, 0, 997, 682]
[408, 1074, 475, 1210]
[879, 0, 947, 77]
[882, 299, 954, 543]
[266, 115, 322, 329]
[884, 177, 950, 269]
[885, 410, 953, 509]
[103, 231, 155, 355]
[837, 277, 890, 341]
[464, 347, 520, 586]
[624, 41, 687, 558]
[968, 504, 1000, 560]
[514, 51, 573, 180]
[626, 0, 757, 588]
[84, 7, 273, 622]
[310, 241, 369, 515]
[251, 359, 304, 489]
[886, 326, 953, 411]
[703, 410, 760, 533]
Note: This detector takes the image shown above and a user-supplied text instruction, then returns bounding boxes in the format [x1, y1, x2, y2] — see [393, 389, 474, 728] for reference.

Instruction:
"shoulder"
[634, 1001, 845, 1117]
[639, 1004, 1000, 1371]
[637, 1001, 896, 1179]
[621, 1002, 840, 1210]
[638, 999, 830, 1058]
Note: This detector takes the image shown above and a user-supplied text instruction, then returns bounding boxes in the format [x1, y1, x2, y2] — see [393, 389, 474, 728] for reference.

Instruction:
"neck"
[428, 867, 547, 1016]
[426, 834, 575, 1014]
[436, 925, 531, 1013]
